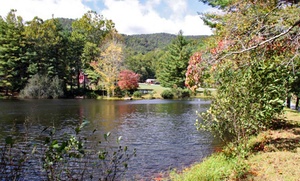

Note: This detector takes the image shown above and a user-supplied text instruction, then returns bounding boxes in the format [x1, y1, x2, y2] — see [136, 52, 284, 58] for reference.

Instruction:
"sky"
[0, 0, 215, 35]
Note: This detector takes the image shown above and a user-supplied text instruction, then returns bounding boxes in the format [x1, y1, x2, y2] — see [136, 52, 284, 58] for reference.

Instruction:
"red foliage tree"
[117, 70, 140, 91]
[185, 52, 203, 91]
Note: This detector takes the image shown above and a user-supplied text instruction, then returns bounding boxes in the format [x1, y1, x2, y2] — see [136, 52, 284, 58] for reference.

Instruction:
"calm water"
[0, 99, 220, 180]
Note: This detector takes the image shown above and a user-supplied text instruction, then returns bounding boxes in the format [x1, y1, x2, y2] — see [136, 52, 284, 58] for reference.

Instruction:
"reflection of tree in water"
[83, 101, 118, 133]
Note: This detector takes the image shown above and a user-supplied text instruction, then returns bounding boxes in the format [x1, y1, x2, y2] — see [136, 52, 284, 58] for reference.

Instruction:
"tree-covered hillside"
[57, 18, 207, 53]
[57, 18, 74, 31]
[123, 33, 207, 53]
[57, 18, 207, 54]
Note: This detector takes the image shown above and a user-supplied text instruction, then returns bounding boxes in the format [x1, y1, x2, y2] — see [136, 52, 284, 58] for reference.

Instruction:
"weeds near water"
[0, 136, 30, 180]
[0, 122, 136, 181]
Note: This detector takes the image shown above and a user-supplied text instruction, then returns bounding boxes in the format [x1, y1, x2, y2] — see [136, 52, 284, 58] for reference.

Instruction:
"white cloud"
[181, 15, 212, 35]
[101, 0, 212, 35]
[0, 0, 213, 35]
[0, 0, 90, 21]
[163, 0, 187, 20]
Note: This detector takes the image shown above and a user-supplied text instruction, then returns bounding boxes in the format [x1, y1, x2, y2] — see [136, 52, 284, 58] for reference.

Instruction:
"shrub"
[171, 87, 191, 98]
[180, 89, 191, 98]
[0, 136, 29, 180]
[114, 86, 124, 98]
[20, 74, 63, 99]
[196, 59, 287, 146]
[161, 90, 174, 99]
[132, 91, 142, 98]
[86, 91, 98, 99]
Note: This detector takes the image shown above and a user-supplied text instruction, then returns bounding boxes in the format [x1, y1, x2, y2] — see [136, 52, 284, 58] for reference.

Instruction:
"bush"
[180, 89, 191, 98]
[171, 87, 191, 98]
[132, 91, 142, 98]
[20, 74, 64, 99]
[161, 90, 174, 99]
[197, 59, 287, 145]
[86, 91, 98, 99]
[114, 86, 124, 98]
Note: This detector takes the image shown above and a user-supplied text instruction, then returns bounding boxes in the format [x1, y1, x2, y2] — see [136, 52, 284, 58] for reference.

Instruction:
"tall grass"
[168, 153, 249, 181]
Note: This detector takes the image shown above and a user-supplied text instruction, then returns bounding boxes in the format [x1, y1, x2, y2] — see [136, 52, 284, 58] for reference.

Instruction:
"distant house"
[145, 79, 156, 84]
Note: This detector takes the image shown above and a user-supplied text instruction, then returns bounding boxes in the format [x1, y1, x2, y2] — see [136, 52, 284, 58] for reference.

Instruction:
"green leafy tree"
[157, 30, 194, 88]
[71, 11, 116, 89]
[188, 1, 300, 146]
[24, 17, 70, 93]
[24, 17, 47, 75]
[124, 49, 162, 82]
[0, 10, 28, 94]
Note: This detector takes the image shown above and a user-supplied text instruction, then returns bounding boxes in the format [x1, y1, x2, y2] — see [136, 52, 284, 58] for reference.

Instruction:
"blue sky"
[0, 0, 215, 35]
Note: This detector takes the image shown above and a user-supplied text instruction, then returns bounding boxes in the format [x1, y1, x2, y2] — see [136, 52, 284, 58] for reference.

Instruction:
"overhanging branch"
[218, 19, 300, 61]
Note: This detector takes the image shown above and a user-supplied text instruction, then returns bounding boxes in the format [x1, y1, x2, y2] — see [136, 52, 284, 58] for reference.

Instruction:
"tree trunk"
[296, 97, 299, 110]
[77, 70, 80, 89]
[5, 87, 8, 96]
[287, 96, 291, 108]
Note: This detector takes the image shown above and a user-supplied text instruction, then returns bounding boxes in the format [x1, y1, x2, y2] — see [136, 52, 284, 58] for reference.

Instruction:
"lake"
[0, 99, 221, 180]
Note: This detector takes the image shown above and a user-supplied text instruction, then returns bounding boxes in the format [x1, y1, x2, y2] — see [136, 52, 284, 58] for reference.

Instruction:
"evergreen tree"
[0, 10, 28, 94]
[157, 30, 193, 88]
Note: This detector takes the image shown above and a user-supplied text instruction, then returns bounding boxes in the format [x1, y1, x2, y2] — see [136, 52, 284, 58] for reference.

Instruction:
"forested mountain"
[56, 18, 207, 53]
[123, 33, 207, 53]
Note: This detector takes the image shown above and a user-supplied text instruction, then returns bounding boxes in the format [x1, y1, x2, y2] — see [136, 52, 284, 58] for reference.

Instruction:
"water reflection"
[0, 99, 220, 180]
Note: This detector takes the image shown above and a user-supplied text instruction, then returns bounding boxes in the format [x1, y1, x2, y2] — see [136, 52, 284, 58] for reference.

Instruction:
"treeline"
[124, 33, 207, 82]
[0, 10, 117, 97]
[0, 10, 207, 97]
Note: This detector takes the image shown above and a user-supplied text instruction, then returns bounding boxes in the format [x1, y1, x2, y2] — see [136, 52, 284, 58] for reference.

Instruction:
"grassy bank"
[138, 83, 215, 99]
[138, 83, 170, 99]
[165, 108, 300, 181]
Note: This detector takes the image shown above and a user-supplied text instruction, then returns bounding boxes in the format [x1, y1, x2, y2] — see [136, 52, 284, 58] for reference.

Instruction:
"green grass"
[138, 83, 217, 99]
[138, 83, 170, 99]
[167, 153, 248, 181]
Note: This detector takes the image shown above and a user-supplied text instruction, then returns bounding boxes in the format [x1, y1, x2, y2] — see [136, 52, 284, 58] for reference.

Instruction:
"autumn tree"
[189, 1, 300, 144]
[71, 11, 116, 89]
[117, 70, 140, 91]
[90, 40, 124, 97]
